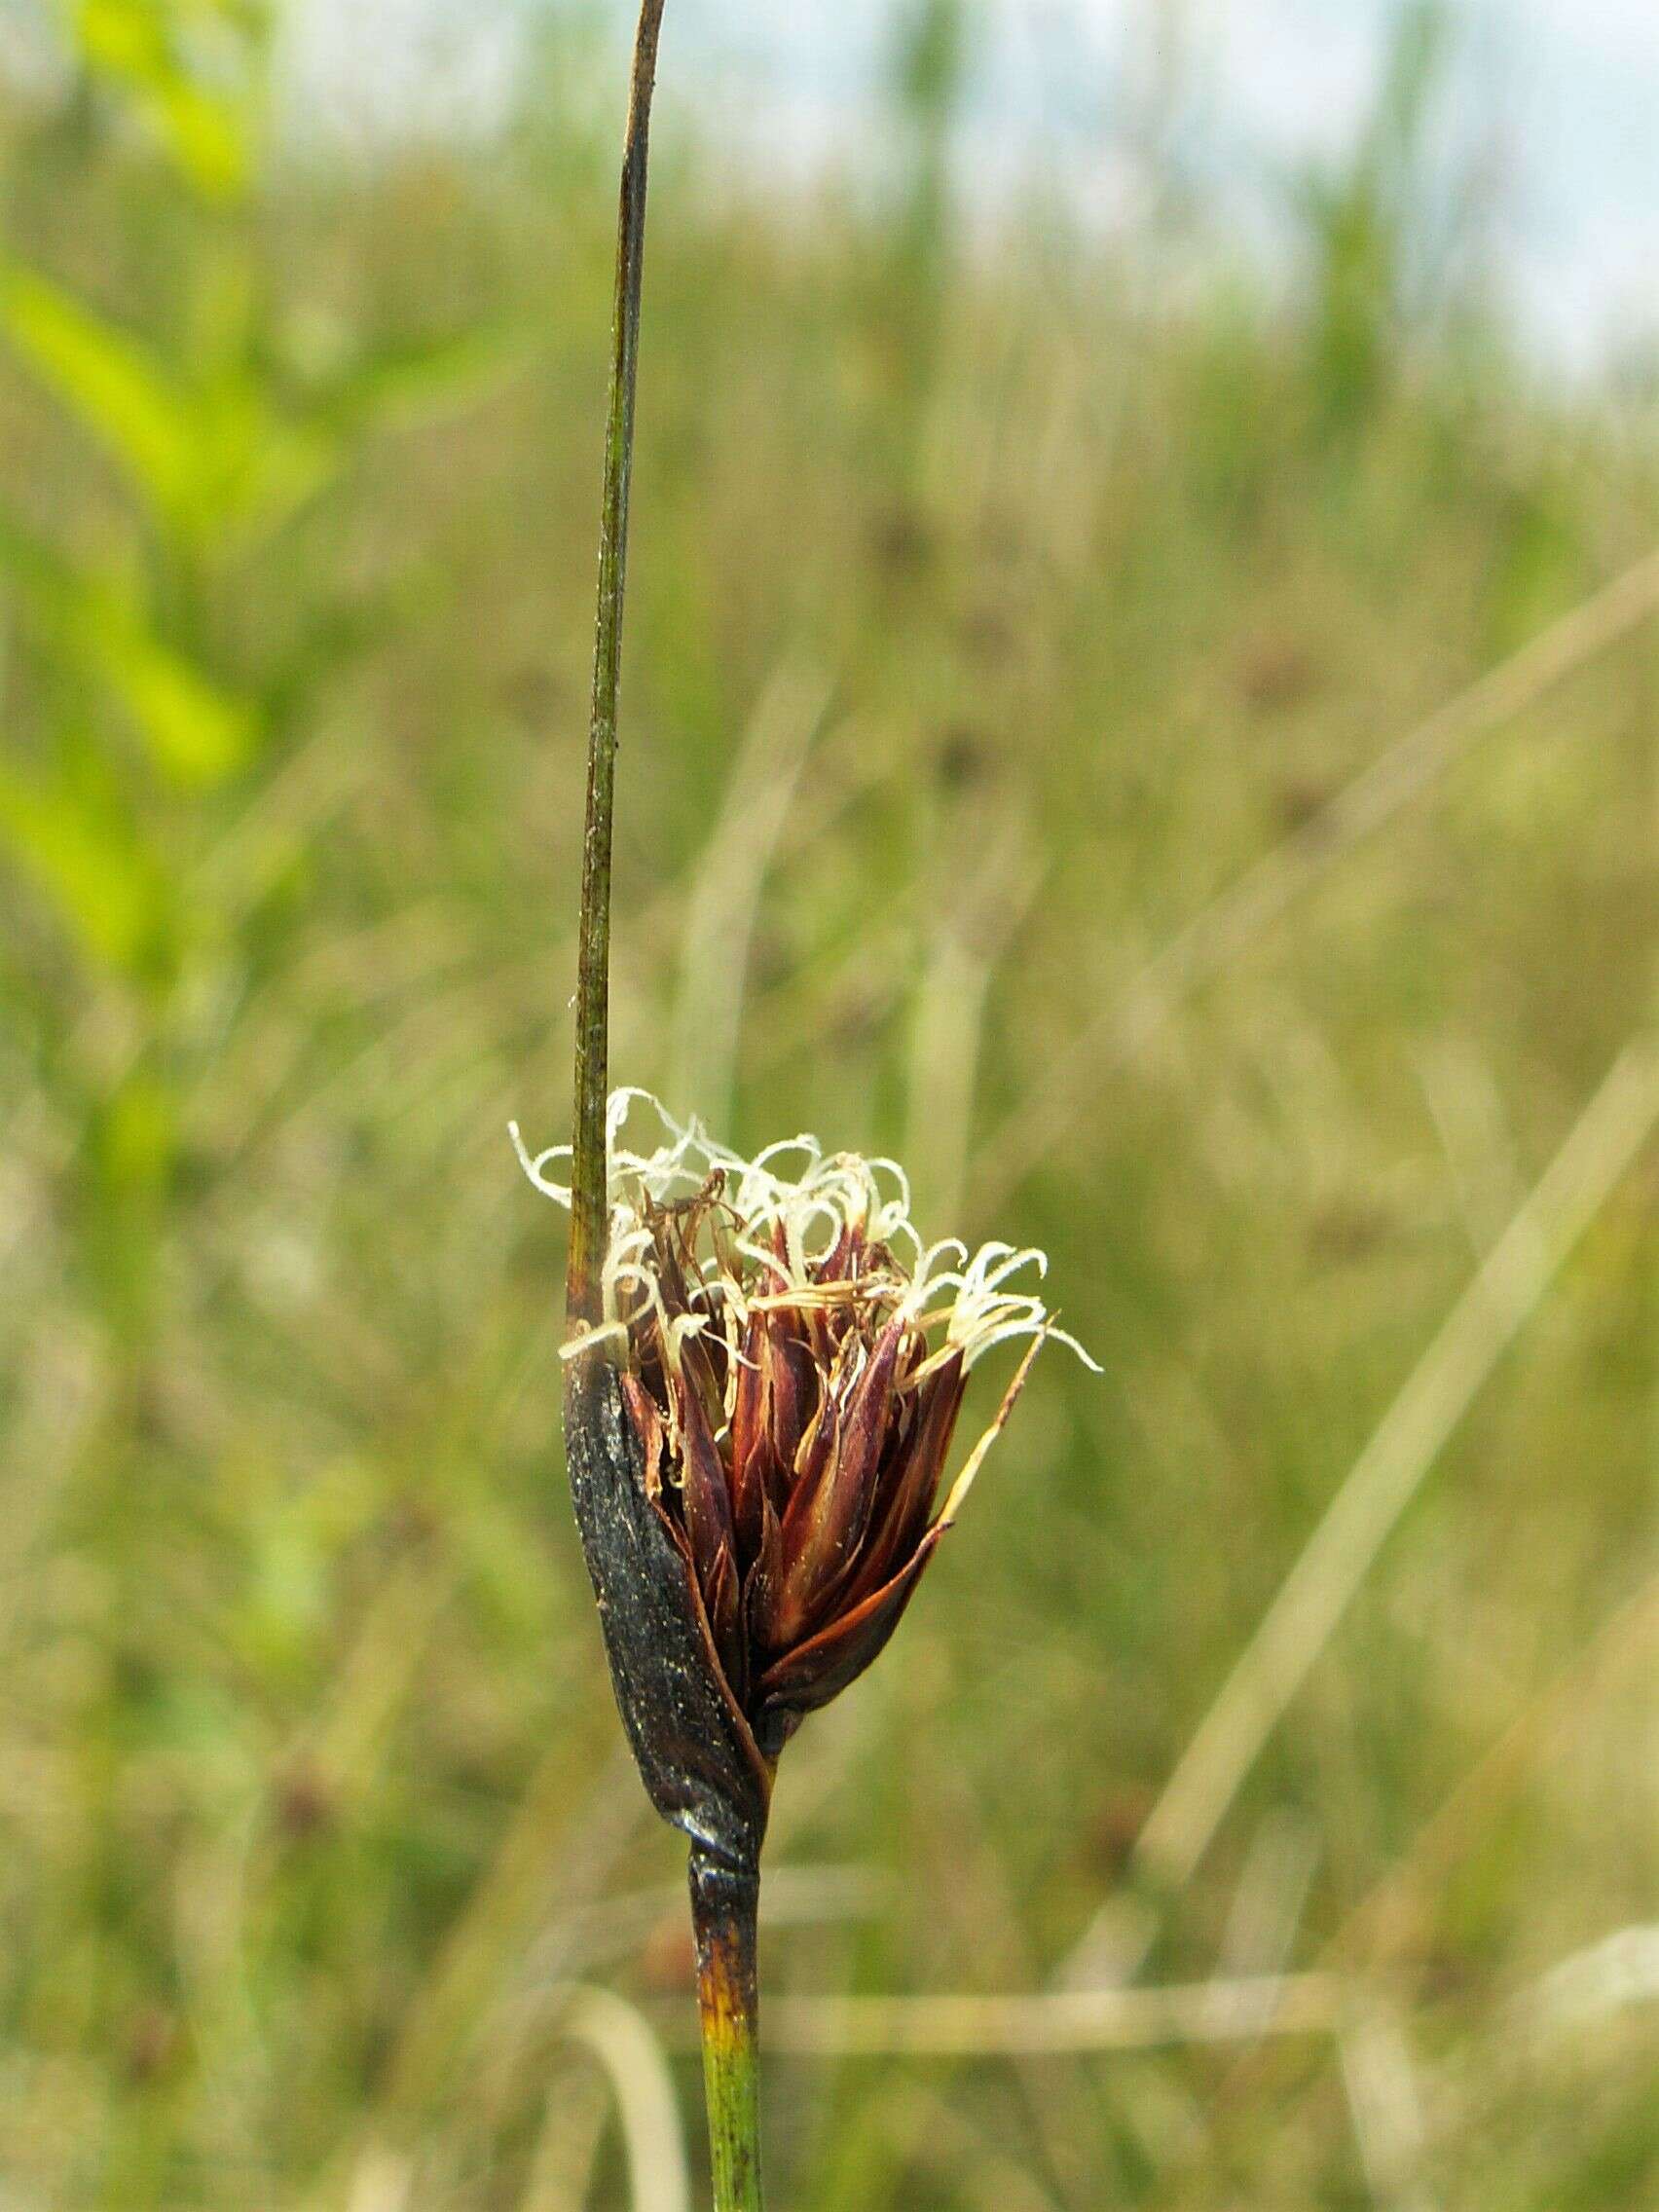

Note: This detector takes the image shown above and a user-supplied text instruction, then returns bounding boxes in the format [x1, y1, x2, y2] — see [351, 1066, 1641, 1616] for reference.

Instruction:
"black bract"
[564, 1352, 773, 1870]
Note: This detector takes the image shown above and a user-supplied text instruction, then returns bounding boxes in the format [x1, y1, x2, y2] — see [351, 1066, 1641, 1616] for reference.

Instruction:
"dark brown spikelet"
[526, 1103, 1085, 1810]
[621, 1207, 967, 1758]
[531, 1098, 1086, 1859]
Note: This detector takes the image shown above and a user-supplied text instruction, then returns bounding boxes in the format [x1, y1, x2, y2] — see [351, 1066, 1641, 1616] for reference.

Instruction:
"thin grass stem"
[688, 1846, 765, 2212]
[561, 12, 769, 2202]
[568, 0, 667, 1322]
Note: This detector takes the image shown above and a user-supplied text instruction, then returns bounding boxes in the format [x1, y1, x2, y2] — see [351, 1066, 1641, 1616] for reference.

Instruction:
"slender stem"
[689, 1845, 765, 2212]
[566, 18, 768, 2200]
[568, 0, 667, 1324]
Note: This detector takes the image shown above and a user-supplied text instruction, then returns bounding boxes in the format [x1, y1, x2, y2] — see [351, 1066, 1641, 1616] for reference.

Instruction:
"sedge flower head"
[516, 1090, 1096, 1761]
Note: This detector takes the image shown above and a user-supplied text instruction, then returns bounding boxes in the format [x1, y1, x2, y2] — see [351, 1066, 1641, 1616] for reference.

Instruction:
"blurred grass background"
[1, 2, 1655, 2206]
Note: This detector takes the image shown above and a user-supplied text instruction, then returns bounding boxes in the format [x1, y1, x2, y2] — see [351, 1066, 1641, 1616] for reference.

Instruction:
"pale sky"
[281, 0, 1658, 369]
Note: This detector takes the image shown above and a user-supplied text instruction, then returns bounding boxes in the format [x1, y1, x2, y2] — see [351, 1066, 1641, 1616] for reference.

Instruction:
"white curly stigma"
[510, 1090, 1100, 1377]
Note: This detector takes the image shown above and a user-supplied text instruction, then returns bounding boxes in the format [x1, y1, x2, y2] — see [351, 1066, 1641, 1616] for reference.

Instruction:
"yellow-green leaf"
[0, 264, 197, 518]
[78, 0, 253, 203]
[0, 514, 260, 784]
[0, 760, 171, 979]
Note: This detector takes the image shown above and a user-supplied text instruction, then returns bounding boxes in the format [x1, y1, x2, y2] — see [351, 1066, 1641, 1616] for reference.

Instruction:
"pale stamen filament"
[513, 1089, 1095, 1377]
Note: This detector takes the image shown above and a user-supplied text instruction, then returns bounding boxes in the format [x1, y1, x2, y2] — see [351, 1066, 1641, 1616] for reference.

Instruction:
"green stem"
[568, 0, 667, 1325]
[565, 17, 767, 2198]
[688, 1844, 765, 2211]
